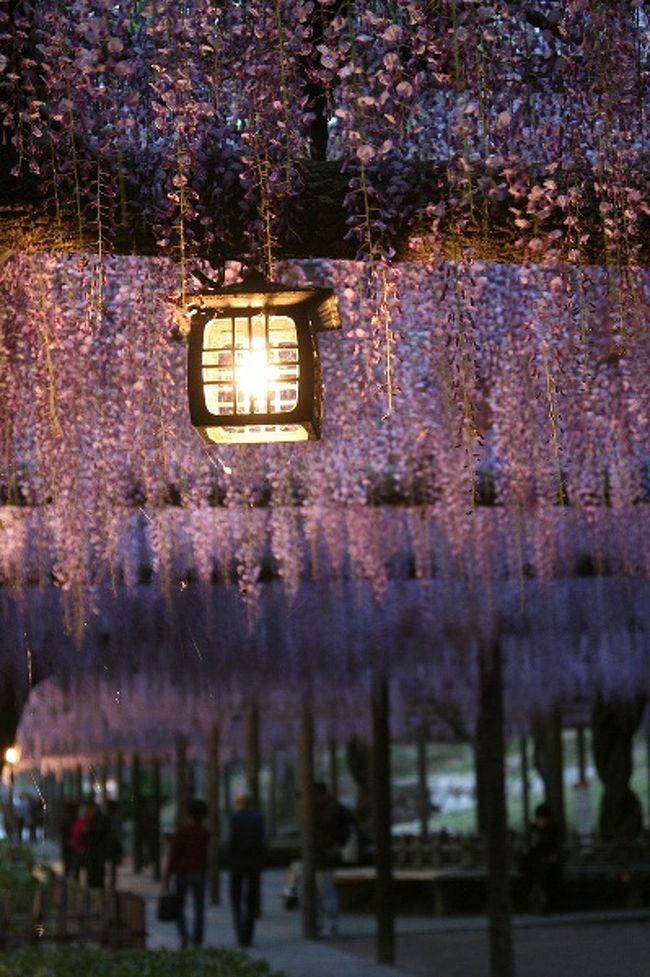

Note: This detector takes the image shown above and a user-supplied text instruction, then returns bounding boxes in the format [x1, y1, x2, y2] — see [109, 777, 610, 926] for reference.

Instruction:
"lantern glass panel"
[202, 314, 300, 420]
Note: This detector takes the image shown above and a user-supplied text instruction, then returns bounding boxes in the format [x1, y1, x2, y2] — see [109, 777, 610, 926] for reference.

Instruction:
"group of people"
[6, 790, 44, 844]
[164, 790, 265, 949]
[61, 798, 124, 888]
[53, 785, 564, 946]
[164, 779, 357, 950]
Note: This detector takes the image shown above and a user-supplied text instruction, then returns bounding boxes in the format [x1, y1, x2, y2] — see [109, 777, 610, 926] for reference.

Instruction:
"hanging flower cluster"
[0, 254, 648, 627]
[0, 1, 647, 266]
[0, 1, 648, 750]
[12, 575, 650, 762]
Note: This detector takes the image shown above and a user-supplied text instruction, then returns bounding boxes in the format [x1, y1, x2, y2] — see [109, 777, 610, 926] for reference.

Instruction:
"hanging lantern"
[184, 272, 341, 444]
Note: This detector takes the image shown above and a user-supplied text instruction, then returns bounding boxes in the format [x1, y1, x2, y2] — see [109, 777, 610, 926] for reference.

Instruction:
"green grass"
[389, 728, 650, 836]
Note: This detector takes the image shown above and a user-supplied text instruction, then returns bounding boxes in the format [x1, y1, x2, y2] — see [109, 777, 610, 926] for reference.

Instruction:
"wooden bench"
[336, 858, 650, 915]
[335, 865, 495, 916]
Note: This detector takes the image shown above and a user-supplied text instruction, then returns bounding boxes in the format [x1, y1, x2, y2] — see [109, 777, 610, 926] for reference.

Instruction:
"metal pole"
[372, 673, 395, 965]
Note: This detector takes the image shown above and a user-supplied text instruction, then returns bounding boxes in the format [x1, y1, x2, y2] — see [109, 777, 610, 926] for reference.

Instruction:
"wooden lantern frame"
[185, 275, 341, 444]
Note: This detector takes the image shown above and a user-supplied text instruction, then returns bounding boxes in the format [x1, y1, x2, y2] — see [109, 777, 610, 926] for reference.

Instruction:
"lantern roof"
[183, 268, 342, 331]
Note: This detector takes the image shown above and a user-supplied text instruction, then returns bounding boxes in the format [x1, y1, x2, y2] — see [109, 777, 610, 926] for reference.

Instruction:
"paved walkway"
[114, 860, 650, 977]
[35, 844, 650, 977]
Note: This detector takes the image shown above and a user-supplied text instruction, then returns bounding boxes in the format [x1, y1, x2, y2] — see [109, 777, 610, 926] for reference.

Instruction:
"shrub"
[0, 947, 285, 977]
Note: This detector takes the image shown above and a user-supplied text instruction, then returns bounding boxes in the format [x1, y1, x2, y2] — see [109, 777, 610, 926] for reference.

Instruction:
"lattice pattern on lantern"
[186, 275, 341, 445]
[202, 314, 300, 417]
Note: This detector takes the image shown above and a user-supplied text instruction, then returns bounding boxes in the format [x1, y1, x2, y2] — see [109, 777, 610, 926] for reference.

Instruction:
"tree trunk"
[533, 709, 566, 834]
[592, 697, 644, 840]
[346, 736, 372, 838]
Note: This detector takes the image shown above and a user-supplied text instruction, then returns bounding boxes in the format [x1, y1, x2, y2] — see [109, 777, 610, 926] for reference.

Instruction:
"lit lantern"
[185, 272, 341, 444]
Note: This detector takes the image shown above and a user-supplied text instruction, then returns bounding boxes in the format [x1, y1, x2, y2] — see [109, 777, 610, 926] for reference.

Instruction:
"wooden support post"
[151, 757, 162, 882]
[207, 724, 221, 905]
[520, 735, 530, 834]
[100, 757, 109, 804]
[371, 673, 395, 966]
[550, 709, 565, 836]
[647, 730, 650, 829]
[477, 642, 514, 977]
[245, 700, 260, 812]
[268, 752, 278, 839]
[298, 705, 317, 939]
[416, 724, 429, 842]
[223, 761, 232, 820]
[132, 753, 142, 873]
[115, 752, 125, 805]
[328, 739, 339, 801]
[176, 735, 188, 828]
[576, 726, 587, 782]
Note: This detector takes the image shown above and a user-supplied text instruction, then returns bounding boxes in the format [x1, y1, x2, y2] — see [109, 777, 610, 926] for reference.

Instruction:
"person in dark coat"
[70, 799, 109, 888]
[314, 781, 353, 936]
[524, 802, 564, 913]
[60, 801, 79, 878]
[104, 799, 124, 889]
[164, 798, 210, 949]
[85, 800, 110, 888]
[228, 790, 266, 948]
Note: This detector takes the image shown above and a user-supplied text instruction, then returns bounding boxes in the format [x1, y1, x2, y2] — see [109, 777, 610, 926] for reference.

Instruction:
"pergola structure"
[1, 4, 649, 976]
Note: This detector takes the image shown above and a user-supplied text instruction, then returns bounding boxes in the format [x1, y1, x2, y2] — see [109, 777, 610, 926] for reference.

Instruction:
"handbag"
[157, 891, 181, 922]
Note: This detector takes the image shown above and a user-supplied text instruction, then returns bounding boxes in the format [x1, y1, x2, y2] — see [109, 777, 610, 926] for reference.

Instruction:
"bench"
[335, 865, 495, 915]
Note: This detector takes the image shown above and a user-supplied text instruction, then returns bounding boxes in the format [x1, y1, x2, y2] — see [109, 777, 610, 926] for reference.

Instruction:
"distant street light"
[4, 745, 21, 844]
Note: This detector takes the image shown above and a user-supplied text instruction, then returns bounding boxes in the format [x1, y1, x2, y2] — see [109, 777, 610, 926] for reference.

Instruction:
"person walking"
[524, 802, 564, 913]
[314, 781, 353, 936]
[228, 790, 266, 948]
[69, 799, 109, 887]
[60, 801, 78, 878]
[84, 799, 109, 888]
[104, 799, 124, 889]
[164, 798, 210, 949]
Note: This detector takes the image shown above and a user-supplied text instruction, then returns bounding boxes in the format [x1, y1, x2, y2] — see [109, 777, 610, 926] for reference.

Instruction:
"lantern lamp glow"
[4, 745, 20, 766]
[185, 273, 341, 444]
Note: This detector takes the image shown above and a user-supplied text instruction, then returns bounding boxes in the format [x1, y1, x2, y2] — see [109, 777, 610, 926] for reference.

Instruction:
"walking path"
[36, 844, 650, 977]
[115, 859, 650, 977]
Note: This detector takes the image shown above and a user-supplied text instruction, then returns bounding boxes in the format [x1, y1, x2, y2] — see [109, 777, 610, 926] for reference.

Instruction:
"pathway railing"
[0, 876, 146, 949]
